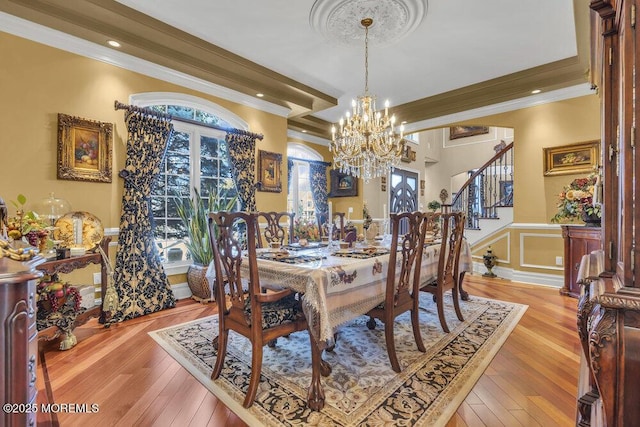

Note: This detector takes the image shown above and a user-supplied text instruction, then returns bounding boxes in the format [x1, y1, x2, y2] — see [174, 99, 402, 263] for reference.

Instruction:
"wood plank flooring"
[36, 274, 580, 426]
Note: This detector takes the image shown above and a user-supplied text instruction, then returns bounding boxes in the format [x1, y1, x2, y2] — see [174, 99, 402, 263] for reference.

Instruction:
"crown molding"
[403, 84, 595, 133]
[0, 11, 292, 118]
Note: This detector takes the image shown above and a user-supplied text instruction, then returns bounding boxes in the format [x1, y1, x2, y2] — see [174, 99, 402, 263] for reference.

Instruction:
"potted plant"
[427, 200, 442, 212]
[175, 185, 237, 302]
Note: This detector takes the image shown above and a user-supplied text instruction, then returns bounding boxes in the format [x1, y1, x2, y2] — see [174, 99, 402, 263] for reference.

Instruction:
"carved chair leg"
[452, 287, 464, 321]
[385, 321, 401, 373]
[436, 291, 450, 333]
[243, 340, 263, 408]
[211, 330, 228, 380]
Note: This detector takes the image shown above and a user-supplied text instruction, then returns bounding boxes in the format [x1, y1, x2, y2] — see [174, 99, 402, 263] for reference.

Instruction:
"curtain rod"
[114, 100, 263, 140]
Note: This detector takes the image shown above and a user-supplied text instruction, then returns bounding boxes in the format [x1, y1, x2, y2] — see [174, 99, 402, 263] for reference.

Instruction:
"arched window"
[131, 93, 245, 263]
[287, 143, 322, 221]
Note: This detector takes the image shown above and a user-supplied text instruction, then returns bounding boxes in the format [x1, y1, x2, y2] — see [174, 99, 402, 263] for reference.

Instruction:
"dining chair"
[365, 211, 428, 372]
[323, 212, 345, 241]
[255, 211, 295, 248]
[420, 211, 466, 333]
[208, 211, 308, 408]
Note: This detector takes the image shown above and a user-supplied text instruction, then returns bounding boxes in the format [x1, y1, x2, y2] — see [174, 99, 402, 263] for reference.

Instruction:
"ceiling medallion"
[310, 0, 428, 47]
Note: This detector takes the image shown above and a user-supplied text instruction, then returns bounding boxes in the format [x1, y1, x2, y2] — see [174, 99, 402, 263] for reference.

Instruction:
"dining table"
[242, 238, 473, 410]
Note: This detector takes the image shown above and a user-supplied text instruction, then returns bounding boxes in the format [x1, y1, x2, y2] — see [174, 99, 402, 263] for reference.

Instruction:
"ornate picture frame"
[543, 140, 600, 176]
[257, 149, 282, 192]
[329, 170, 358, 197]
[57, 113, 113, 183]
[449, 126, 490, 140]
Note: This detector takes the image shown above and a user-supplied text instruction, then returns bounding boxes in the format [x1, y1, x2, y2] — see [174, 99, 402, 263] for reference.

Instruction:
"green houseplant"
[175, 186, 237, 302]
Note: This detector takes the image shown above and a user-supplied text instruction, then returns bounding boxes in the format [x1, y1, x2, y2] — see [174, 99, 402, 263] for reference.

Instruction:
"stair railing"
[444, 142, 514, 230]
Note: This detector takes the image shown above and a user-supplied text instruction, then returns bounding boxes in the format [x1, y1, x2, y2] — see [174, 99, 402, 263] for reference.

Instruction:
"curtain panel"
[112, 110, 176, 322]
[225, 132, 258, 212]
[308, 161, 329, 227]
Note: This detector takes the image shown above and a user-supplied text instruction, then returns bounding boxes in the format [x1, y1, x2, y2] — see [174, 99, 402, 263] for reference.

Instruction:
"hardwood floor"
[36, 274, 580, 426]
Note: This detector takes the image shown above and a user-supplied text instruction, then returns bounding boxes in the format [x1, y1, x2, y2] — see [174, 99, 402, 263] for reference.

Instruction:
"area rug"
[149, 293, 527, 426]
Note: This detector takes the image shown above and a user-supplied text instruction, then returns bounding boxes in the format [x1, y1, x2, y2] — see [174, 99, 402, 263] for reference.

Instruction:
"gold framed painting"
[57, 113, 113, 183]
[257, 149, 282, 192]
[329, 170, 358, 197]
[449, 126, 490, 140]
[543, 140, 600, 176]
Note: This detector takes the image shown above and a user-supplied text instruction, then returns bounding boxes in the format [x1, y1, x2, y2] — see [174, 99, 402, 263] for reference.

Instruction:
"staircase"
[445, 142, 514, 245]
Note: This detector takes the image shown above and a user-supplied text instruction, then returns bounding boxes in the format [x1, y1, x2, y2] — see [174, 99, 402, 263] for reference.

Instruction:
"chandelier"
[330, 18, 405, 182]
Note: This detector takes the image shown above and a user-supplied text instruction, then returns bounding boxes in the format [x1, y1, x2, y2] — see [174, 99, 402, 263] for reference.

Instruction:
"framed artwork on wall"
[57, 113, 113, 183]
[257, 150, 282, 192]
[543, 140, 600, 176]
[329, 170, 358, 197]
[449, 126, 490, 140]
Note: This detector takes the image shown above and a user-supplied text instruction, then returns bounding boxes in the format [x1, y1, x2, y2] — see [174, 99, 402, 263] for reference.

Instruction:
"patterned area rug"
[149, 293, 527, 426]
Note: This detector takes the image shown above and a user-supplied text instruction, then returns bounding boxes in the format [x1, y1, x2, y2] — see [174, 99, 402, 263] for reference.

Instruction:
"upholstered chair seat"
[243, 293, 303, 329]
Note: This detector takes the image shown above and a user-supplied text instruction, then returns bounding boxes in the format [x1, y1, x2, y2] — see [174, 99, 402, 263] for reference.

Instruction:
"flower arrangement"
[362, 203, 372, 231]
[6, 194, 49, 249]
[293, 217, 320, 241]
[551, 175, 601, 223]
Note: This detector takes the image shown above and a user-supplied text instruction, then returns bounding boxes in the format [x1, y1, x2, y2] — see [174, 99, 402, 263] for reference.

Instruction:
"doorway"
[390, 168, 418, 233]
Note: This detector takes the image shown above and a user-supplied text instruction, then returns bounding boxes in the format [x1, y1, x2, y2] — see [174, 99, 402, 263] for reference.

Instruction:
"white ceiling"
[114, 0, 578, 124]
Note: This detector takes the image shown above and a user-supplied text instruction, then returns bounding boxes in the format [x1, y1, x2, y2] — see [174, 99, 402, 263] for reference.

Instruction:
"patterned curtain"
[287, 158, 294, 195]
[309, 161, 329, 227]
[225, 131, 258, 211]
[112, 110, 176, 322]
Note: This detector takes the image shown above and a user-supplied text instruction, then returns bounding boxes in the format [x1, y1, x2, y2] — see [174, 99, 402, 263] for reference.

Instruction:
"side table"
[36, 237, 111, 347]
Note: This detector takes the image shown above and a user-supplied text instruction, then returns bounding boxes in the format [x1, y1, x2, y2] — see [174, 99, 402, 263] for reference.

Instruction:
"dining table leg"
[307, 329, 331, 410]
[458, 271, 469, 301]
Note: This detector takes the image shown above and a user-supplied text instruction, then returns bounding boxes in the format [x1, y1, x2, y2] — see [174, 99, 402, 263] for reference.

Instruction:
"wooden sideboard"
[560, 225, 602, 298]
[0, 255, 43, 427]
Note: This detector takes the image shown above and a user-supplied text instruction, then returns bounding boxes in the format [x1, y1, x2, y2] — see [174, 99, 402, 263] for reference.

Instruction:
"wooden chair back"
[208, 210, 307, 408]
[255, 211, 294, 248]
[366, 211, 428, 372]
[421, 211, 466, 333]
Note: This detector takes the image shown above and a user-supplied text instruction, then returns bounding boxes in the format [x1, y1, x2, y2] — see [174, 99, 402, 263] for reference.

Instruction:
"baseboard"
[171, 282, 192, 300]
[471, 262, 563, 288]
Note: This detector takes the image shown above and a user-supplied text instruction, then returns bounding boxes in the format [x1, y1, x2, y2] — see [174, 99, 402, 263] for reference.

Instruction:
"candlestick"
[74, 217, 83, 246]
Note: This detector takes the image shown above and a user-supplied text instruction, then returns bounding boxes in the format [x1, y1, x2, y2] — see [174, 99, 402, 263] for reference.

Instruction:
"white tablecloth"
[243, 240, 472, 346]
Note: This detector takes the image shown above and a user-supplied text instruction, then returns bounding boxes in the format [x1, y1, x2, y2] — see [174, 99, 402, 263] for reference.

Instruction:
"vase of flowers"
[293, 217, 320, 242]
[551, 175, 601, 225]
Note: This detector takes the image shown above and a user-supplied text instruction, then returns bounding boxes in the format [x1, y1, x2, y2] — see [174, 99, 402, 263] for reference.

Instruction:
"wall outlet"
[93, 272, 102, 285]
[348, 207, 353, 214]
[555, 256, 563, 266]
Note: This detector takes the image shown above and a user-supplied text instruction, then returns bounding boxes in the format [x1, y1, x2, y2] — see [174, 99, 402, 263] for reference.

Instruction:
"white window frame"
[130, 93, 247, 274]
[287, 143, 322, 221]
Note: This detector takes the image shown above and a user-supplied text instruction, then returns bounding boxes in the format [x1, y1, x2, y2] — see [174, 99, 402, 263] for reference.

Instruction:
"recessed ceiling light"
[107, 40, 121, 48]
[256, 93, 264, 98]
[531, 89, 541, 94]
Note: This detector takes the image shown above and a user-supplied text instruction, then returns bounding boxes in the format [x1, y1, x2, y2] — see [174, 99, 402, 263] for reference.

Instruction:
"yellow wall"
[457, 94, 601, 223]
[0, 32, 291, 284]
[0, 32, 289, 225]
[454, 94, 600, 282]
